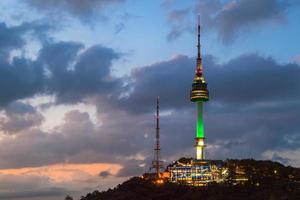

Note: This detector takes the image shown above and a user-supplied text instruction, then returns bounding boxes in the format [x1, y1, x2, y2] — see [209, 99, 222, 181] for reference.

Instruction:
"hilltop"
[79, 159, 300, 200]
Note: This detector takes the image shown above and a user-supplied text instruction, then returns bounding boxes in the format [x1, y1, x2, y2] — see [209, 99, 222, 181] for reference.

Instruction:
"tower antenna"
[150, 96, 163, 178]
[195, 14, 203, 78]
[155, 96, 160, 177]
[197, 15, 201, 60]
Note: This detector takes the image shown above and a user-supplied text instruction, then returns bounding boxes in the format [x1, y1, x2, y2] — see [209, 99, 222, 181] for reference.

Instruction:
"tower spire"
[196, 15, 203, 78]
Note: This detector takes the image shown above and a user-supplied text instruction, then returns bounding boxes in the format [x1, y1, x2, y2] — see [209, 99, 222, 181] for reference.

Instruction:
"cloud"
[166, 8, 192, 41]
[99, 171, 111, 178]
[0, 21, 51, 54]
[116, 159, 146, 177]
[114, 55, 195, 113]
[39, 42, 122, 103]
[0, 23, 25, 53]
[164, 0, 298, 43]
[0, 56, 44, 106]
[263, 149, 300, 167]
[0, 21, 52, 105]
[0, 108, 153, 169]
[0, 102, 44, 134]
[24, 0, 126, 23]
[114, 22, 126, 34]
[115, 53, 300, 114]
[208, 0, 289, 42]
[0, 23, 122, 105]
[293, 54, 300, 63]
[0, 163, 123, 199]
[114, 12, 142, 34]
[206, 54, 300, 104]
[0, 174, 70, 199]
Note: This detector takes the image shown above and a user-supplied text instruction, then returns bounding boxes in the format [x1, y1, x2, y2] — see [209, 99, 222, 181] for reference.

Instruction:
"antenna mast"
[197, 15, 201, 59]
[155, 96, 161, 178]
[150, 96, 163, 178]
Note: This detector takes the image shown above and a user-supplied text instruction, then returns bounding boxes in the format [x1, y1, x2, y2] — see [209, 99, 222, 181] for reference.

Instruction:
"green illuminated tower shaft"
[197, 102, 204, 138]
[190, 17, 209, 160]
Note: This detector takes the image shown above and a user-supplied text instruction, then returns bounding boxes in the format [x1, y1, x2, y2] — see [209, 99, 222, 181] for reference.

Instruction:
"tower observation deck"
[190, 17, 209, 160]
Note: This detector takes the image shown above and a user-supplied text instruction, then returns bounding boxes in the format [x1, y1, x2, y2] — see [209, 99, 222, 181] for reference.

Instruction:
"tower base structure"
[195, 137, 205, 160]
[168, 158, 228, 186]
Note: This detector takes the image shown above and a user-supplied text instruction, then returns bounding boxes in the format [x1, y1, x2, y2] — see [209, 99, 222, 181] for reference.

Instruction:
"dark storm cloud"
[165, 0, 298, 42]
[25, 0, 125, 22]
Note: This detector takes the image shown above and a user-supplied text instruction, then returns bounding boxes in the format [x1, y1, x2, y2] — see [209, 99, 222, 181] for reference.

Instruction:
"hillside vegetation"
[79, 159, 300, 200]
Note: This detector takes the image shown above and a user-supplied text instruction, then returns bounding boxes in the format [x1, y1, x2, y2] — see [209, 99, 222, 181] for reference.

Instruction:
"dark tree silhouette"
[65, 195, 73, 200]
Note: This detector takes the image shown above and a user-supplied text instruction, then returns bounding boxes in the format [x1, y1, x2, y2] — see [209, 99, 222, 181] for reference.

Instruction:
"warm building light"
[155, 179, 164, 185]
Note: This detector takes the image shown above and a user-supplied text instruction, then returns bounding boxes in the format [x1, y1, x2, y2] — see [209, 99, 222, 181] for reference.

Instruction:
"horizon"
[0, 0, 300, 199]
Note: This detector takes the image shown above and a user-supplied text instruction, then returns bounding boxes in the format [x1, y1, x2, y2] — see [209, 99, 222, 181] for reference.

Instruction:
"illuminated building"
[190, 17, 209, 160]
[168, 159, 228, 186]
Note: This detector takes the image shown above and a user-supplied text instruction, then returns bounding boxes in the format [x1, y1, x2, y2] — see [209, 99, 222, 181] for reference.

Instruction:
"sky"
[0, 0, 300, 199]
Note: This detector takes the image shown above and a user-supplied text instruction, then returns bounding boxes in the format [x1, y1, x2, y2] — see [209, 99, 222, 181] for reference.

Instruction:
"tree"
[65, 195, 73, 200]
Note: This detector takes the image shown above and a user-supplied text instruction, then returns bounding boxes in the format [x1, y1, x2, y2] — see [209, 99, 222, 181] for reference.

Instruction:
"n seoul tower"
[190, 17, 209, 160]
